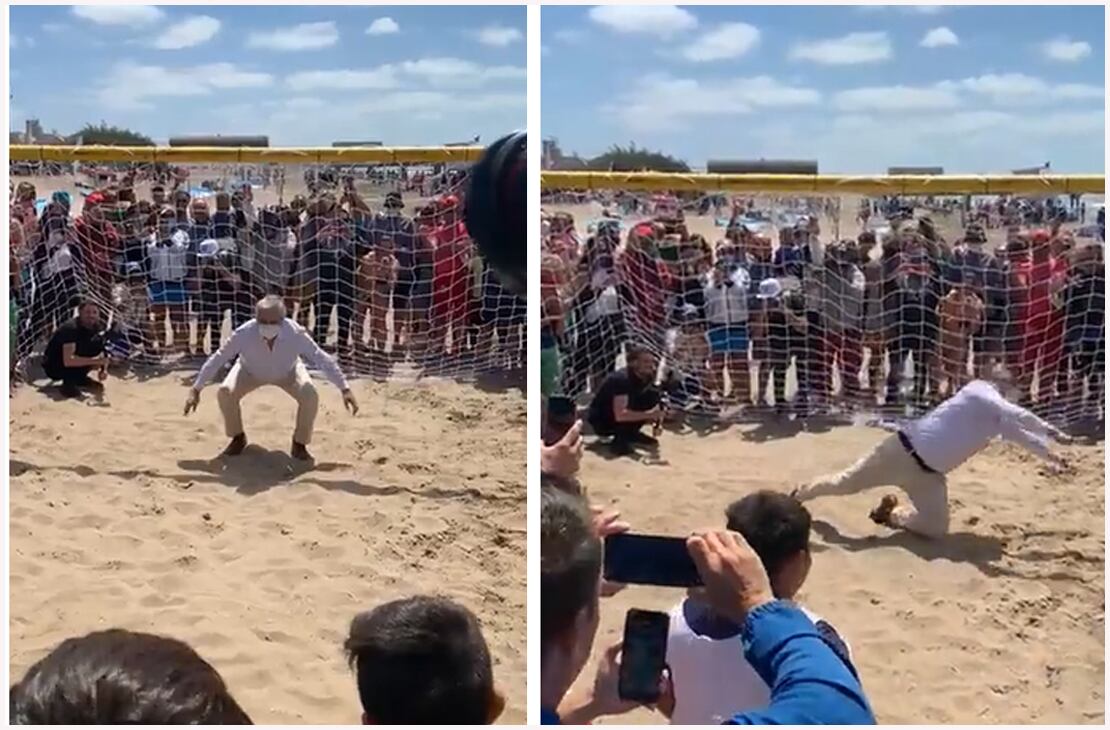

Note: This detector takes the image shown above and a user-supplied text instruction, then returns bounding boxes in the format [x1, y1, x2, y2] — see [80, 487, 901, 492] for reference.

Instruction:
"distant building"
[887, 166, 944, 175]
[168, 135, 269, 147]
[707, 159, 818, 174]
[332, 140, 383, 147]
[1012, 163, 1051, 175]
[542, 137, 588, 170]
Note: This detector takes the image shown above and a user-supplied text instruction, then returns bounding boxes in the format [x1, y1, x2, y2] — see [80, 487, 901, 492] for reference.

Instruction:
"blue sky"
[10, 5, 525, 145]
[542, 5, 1105, 173]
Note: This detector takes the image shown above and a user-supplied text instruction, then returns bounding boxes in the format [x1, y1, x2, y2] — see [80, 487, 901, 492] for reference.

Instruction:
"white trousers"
[796, 434, 949, 538]
[216, 361, 319, 445]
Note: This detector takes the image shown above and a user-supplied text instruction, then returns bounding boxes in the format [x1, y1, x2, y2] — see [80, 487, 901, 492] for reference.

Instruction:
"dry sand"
[551, 198, 1105, 724]
[573, 425, 1104, 724]
[10, 371, 526, 723]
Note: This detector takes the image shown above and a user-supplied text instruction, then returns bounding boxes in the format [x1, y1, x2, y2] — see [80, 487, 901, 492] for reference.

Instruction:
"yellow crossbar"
[10, 145, 484, 165]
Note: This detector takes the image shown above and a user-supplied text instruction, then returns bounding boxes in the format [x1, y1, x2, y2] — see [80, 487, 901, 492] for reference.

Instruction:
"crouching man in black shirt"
[43, 300, 109, 399]
[587, 344, 663, 456]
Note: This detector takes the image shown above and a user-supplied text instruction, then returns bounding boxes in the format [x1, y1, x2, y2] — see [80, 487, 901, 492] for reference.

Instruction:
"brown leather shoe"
[222, 434, 247, 457]
[291, 441, 313, 462]
[869, 494, 899, 526]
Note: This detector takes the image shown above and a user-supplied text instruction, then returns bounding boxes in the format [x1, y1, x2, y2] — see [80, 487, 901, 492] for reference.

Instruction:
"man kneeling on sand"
[345, 596, 504, 724]
[184, 295, 359, 461]
[794, 368, 1072, 539]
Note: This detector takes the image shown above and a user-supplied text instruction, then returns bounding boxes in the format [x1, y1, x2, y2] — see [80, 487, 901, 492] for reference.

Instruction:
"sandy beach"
[9, 371, 526, 723]
[550, 197, 1105, 723]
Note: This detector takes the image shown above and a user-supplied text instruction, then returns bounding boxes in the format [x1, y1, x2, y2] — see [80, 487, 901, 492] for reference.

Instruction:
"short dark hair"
[344, 596, 493, 724]
[541, 486, 600, 648]
[725, 491, 811, 581]
[625, 343, 653, 365]
[10, 629, 252, 724]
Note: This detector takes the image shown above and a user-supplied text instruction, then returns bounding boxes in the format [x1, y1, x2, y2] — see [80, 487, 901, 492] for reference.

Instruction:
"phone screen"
[618, 609, 670, 703]
[544, 395, 576, 446]
[604, 534, 702, 587]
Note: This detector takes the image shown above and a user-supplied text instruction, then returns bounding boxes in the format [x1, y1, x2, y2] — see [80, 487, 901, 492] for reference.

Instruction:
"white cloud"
[790, 32, 892, 65]
[606, 74, 820, 132]
[366, 17, 399, 36]
[287, 67, 400, 92]
[153, 16, 221, 50]
[953, 73, 1103, 104]
[72, 5, 164, 27]
[284, 58, 525, 92]
[96, 61, 274, 110]
[910, 5, 944, 14]
[1041, 37, 1092, 63]
[474, 25, 523, 47]
[247, 22, 338, 51]
[553, 29, 587, 44]
[588, 5, 697, 39]
[681, 23, 760, 62]
[834, 85, 960, 112]
[42, 23, 66, 34]
[920, 27, 958, 48]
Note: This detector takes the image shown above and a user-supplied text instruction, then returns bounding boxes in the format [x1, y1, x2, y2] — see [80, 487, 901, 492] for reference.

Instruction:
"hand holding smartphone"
[618, 609, 669, 703]
[604, 533, 702, 588]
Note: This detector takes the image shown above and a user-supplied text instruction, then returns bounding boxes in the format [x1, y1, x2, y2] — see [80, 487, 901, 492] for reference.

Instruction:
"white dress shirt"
[666, 600, 850, 725]
[193, 319, 349, 391]
[904, 380, 1061, 473]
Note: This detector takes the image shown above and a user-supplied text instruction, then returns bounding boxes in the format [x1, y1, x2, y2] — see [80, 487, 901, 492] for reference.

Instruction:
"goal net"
[541, 172, 1104, 428]
[10, 147, 526, 383]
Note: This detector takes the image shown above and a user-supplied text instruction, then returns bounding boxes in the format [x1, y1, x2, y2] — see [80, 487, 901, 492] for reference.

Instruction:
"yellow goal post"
[540, 171, 1105, 195]
[10, 144, 484, 165]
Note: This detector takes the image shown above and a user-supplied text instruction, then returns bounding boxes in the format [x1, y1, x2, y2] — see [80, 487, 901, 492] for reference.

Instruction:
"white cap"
[756, 278, 784, 300]
[196, 238, 219, 257]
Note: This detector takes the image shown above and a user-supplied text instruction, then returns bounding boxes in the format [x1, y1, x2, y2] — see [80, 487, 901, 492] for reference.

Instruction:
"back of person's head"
[725, 491, 812, 599]
[541, 486, 601, 665]
[10, 629, 252, 724]
[344, 596, 500, 725]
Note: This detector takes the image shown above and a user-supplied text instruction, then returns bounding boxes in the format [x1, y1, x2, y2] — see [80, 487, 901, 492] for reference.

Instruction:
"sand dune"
[571, 422, 1104, 724]
[10, 370, 526, 724]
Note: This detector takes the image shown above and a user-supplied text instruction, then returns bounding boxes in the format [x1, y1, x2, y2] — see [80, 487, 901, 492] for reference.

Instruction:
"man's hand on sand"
[183, 388, 200, 416]
[342, 389, 359, 415]
[541, 420, 583, 479]
[686, 530, 775, 624]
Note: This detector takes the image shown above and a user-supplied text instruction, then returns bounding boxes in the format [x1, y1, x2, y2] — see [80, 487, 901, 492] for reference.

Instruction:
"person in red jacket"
[1012, 229, 1066, 406]
[73, 192, 121, 305]
[429, 195, 473, 359]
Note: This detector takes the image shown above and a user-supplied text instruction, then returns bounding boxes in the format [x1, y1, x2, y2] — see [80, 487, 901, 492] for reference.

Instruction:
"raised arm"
[726, 602, 874, 725]
[989, 388, 1069, 443]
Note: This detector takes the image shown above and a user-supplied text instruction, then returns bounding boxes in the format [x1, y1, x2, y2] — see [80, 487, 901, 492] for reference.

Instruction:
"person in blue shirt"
[540, 486, 875, 725]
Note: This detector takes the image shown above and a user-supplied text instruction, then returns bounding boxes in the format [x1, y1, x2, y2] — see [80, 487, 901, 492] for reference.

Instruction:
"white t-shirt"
[703, 270, 751, 326]
[666, 599, 851, 725]
[903, 380, 1058, 473]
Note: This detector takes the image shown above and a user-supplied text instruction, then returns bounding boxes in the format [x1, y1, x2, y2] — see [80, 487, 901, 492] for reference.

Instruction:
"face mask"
[258, 323, 281, 339]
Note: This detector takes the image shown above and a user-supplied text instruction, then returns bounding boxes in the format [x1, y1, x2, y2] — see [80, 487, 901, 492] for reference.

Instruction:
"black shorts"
[392, 276, 414, 312]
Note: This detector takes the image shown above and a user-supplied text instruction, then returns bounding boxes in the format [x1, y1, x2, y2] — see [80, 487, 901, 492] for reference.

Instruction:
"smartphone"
[544, 395, 576, 446]
[618, 609, 670, 703]
[604, 533, 702, 588]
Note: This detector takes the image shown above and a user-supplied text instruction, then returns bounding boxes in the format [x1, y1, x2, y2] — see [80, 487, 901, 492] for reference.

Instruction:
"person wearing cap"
[753, 278, 809, 413]
[73, 191, 121, 306]
[184, 295, 359, 461]
[795, 369, 1072, 539]
[146, 208, 192, 355]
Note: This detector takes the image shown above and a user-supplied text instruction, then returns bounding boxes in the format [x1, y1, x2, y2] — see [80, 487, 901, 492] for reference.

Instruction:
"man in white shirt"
[662, 491, 855, 724]
[794, 371, 1071, 538]
[184, 295, 359, 461]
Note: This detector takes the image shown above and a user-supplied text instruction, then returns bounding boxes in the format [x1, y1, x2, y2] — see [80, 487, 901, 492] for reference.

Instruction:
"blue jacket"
[541, 601, 874, 725]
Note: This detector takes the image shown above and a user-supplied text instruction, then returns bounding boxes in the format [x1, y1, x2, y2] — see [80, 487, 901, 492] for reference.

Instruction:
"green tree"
[587, 143, 689, 173]
[73, 122, 154, 146]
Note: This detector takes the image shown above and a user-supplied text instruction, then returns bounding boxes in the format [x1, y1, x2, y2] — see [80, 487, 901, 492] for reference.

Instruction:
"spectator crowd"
[541, 193, 1104, 434]
[9, 165, 525, 387]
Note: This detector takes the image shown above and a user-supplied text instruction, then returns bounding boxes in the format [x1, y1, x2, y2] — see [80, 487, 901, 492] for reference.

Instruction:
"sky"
[542, 4, 1105, 173]
[9, 5, 525, 146]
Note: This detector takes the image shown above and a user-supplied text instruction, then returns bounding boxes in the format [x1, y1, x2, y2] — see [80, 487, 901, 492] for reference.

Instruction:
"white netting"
[541, 189, 1104, 426]
[10, 159, 525, 381]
